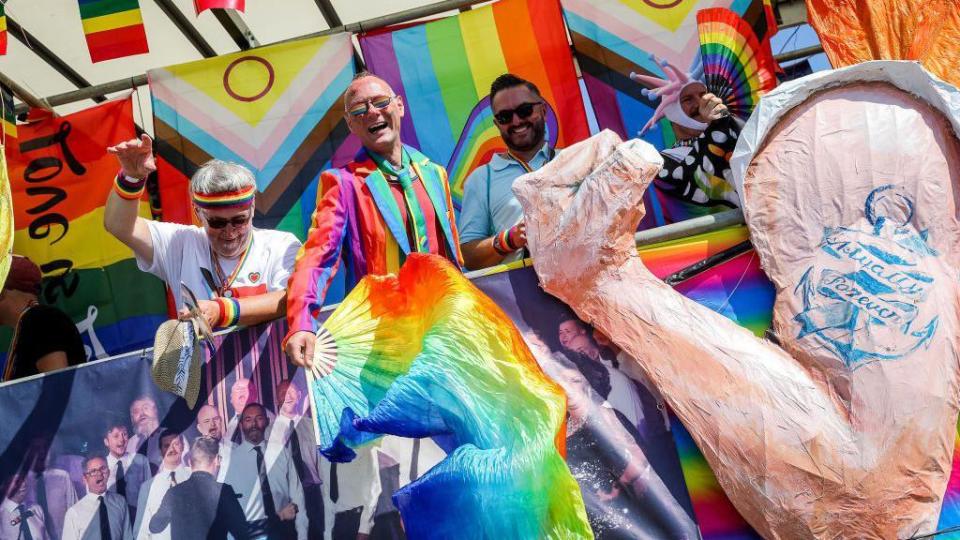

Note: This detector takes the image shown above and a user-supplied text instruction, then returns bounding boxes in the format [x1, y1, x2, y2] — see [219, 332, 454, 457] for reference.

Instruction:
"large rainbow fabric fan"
[697, 7, 778, 121]
[307, 253, 591, 539]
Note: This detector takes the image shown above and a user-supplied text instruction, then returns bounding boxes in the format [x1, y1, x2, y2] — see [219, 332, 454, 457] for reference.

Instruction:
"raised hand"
[107, 133, 156, 179]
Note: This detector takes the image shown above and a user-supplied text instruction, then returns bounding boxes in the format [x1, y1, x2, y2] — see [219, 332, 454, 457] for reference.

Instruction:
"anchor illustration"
[793, 185, 939, 368]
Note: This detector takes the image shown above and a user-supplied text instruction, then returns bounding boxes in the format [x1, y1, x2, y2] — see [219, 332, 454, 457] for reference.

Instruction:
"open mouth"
[368, 122, 389, 134]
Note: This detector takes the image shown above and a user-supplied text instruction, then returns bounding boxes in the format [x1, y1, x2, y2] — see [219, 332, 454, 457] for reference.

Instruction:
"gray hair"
[191, 437, 220, 465]
[190, 160, 256, 195]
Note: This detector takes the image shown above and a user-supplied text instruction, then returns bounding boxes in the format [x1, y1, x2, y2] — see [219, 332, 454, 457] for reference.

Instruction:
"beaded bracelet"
[114, 170, 147, 200]
[215, 297, 241, 328]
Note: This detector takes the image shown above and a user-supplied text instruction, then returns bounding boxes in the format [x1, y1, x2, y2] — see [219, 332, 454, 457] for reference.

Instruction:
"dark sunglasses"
[493, 101, 542, 125]
[347, 96, 396, 117]
[205, 213, 252, 230]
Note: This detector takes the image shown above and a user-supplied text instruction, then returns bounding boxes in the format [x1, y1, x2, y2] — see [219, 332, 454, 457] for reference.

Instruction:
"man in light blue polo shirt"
[459, 74, 555, 270]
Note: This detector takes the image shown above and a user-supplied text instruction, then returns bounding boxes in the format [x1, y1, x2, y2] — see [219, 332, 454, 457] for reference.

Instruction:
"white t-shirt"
[137, 221, 301, 309]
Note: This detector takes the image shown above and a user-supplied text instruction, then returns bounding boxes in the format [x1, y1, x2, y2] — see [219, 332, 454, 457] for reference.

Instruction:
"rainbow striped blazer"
[286, 145, 463, 338]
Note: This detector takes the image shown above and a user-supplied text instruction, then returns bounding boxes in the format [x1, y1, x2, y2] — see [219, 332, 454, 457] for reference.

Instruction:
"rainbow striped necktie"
[373, 150, 429, 253]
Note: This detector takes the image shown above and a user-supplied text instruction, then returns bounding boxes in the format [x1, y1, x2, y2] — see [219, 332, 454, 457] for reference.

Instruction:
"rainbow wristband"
[114, 170, 146, 200]
[215, 297, 240, 328]
[493, 229, 512, 255]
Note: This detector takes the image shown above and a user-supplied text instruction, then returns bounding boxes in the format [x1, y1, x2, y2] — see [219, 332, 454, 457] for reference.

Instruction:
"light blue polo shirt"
[458, 142, 553, 245]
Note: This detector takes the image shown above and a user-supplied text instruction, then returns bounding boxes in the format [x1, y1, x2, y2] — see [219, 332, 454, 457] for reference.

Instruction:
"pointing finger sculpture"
[515, 61, 960, 539]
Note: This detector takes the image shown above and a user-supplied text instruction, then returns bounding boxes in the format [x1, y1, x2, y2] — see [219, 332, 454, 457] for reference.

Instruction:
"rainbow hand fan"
[697, 7, 778, 121]
[306, 253, 591, 539]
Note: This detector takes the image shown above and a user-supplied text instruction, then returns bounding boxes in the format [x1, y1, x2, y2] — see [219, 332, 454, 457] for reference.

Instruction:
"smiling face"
[230, 378, 254, 415]
[678, 82, 708, 123]
[344, 76, 405, 157]
[276, 381, 301, 418]
[197, 206, 254, 259]
[492, 85, 546, 154]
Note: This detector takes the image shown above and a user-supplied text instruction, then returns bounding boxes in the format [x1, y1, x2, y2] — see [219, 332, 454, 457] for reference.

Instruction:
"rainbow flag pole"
[78, 0, 150, 63]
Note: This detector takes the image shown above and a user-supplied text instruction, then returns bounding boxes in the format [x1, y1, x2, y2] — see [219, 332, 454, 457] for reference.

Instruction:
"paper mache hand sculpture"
[515, 61, 960, 539]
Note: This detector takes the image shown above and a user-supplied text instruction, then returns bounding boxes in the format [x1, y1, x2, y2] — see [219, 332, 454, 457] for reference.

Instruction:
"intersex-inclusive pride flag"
[562, 0, 776, 150]
[0, 99, 168, 369]
[149, 33, 359, 239]
[359, 0, 590, 211]
[78, 0, 150, 63]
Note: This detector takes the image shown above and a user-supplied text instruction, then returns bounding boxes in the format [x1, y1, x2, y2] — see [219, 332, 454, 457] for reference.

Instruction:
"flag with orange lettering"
[0, 98, 167, 369]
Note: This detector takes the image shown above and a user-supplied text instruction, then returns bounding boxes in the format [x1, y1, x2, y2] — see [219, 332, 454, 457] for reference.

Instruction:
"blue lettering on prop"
[793, 185, 939, 369]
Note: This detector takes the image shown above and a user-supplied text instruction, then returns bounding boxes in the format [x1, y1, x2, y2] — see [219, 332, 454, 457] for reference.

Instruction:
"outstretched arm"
[104, 134, 156, 266]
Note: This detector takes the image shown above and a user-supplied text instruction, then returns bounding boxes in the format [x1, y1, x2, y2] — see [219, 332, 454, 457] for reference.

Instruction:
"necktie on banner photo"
[115, 461, 126, 497]
[306, 253, 590, 538]
[16, 504, 34, 540]
[98, 495, 112, 540]
[253, 446, 277, 518]
[169, 471, 177, 488]
[77, 0, 150, 63]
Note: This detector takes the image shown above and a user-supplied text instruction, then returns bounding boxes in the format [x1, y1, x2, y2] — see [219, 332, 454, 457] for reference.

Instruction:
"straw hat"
[152, 319, 202, 409]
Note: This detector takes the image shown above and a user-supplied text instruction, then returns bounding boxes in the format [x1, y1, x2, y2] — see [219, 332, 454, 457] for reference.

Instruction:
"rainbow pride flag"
[0, 2, 8, 56]
[78, 0, 150, 63]
[359, 0, 590, 211]
[0, 98, 168, 371]
[149, 33, 358, 239]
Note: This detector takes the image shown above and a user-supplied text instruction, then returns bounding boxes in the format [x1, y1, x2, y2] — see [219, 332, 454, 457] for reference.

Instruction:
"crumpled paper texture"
[806, 0, 960, 90]
[517, 61, 960, 538]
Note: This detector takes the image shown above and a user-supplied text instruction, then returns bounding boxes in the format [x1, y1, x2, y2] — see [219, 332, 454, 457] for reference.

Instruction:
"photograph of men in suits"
[149, 438, 248, 540]
[133, 430, 191, 539]
[269, 379, 323, 539]
[222, 403, 306, 539]
[1, 471, 45, 540]
[62, 456, 132, 540]
[102, 422, 151, 521]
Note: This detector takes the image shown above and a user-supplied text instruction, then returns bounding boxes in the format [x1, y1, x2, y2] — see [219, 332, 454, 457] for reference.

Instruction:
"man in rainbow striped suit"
[284, 70, 460, 540]
[284, 71, 462, 365]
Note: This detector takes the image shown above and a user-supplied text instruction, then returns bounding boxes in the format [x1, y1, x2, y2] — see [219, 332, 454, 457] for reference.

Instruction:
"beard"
[504, 119, 547, 153]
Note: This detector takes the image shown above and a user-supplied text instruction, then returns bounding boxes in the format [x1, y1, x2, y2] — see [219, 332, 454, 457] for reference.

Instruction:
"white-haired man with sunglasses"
[104, 135, 301, 331]
[458, 74, 555, 270]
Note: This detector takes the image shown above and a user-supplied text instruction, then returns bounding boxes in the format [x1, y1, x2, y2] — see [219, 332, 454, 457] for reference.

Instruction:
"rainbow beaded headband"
[192, 185, 256, 209]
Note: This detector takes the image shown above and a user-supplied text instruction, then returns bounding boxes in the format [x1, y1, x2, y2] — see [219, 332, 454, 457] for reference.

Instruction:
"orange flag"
[806, 0, 960, 88]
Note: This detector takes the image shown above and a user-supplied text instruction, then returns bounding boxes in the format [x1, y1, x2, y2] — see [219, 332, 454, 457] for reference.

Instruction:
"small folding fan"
[697, 7, 778, 121]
